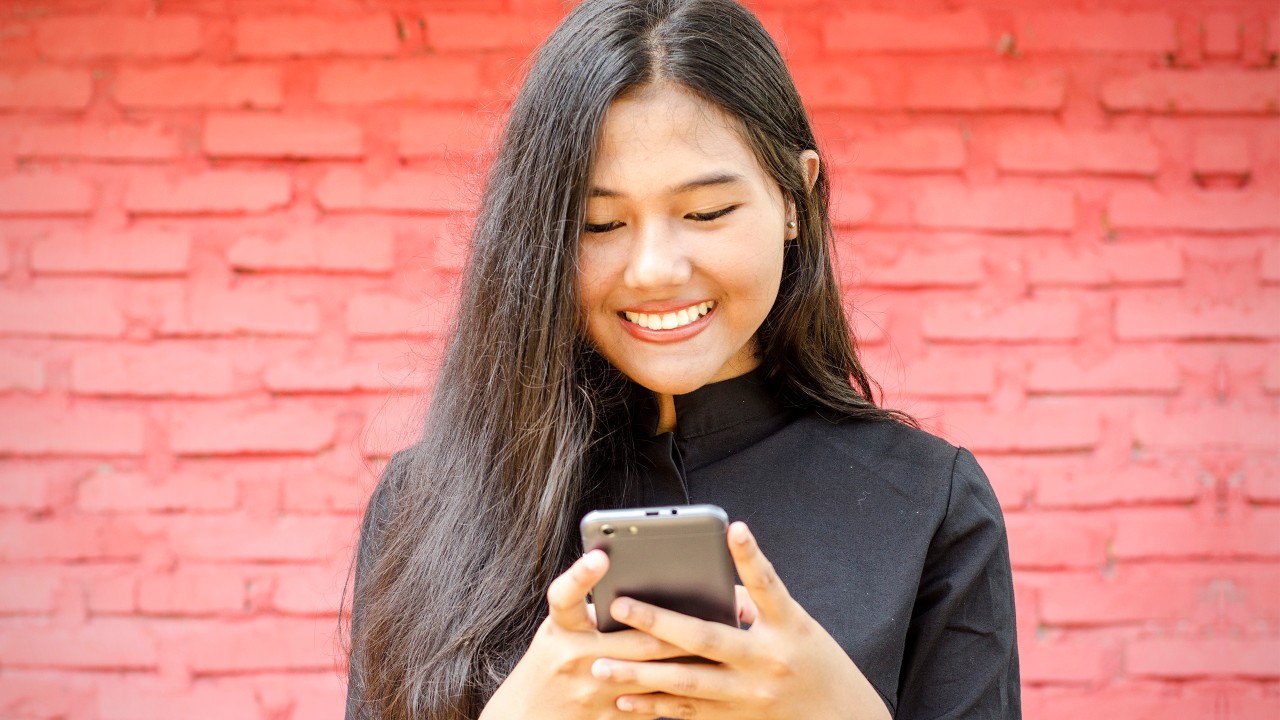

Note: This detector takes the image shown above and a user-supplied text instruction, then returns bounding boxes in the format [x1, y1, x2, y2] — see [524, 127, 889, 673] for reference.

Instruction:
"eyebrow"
[587, 171, 746, 199]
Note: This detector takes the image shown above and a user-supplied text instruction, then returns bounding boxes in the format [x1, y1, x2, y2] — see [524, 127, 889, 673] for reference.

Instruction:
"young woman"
[344, 1, 1020, 718]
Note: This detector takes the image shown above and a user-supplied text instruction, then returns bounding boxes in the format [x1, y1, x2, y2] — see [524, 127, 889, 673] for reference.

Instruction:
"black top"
[599, 370, 1021, 718]
[347, 370, 1021, 719]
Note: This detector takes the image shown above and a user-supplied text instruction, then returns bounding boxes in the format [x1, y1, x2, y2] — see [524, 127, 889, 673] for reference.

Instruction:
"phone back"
[581, 504, 736, 633]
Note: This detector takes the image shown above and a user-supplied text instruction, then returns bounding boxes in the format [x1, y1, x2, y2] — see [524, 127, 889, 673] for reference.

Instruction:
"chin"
[619, 367, 722, 396]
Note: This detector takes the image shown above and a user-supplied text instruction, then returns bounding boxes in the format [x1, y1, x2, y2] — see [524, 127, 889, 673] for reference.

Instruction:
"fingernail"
[591, 658, 612, 679]
[614, 599, 631, 620]
[732, 522, 751, 545]
[617, 697, 634, 711]
[583, 551, 602, 571]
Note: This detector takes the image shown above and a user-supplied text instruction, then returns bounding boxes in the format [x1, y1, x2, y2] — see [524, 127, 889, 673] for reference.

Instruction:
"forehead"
[590, 83, 766, 192]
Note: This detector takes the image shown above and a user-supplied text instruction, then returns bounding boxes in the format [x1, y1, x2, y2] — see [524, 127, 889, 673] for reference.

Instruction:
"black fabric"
[603, 369, 1021, 718]
[347, 369, 1021, 719]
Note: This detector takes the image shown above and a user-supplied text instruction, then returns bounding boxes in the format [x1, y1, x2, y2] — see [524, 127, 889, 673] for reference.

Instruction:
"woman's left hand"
[592, 521, 892, 720]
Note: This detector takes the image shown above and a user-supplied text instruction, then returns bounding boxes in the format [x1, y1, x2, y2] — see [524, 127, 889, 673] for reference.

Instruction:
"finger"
[586, 601, 596, 626]
[735, 585, 758, 626]
[612, 691, 721, 718]
[728, 521, 792, 622]
[593, 628, 689, 662]
[610, 597, 746, 664]
[592, 658, 733, 701]
[546, 550, 608, 631]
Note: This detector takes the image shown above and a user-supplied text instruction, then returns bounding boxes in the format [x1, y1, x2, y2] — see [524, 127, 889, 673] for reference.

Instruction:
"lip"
[617, 303, 716, 343]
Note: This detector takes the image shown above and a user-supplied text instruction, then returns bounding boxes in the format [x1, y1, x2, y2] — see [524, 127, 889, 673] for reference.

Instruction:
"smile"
[622, 301, 715, 331]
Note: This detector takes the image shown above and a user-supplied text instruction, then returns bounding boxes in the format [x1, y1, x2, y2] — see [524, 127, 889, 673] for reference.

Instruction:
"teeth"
[623, 301, 715, 331]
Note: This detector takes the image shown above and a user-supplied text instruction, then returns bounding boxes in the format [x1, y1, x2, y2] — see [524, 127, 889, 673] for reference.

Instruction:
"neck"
[655, 393, 676, 434]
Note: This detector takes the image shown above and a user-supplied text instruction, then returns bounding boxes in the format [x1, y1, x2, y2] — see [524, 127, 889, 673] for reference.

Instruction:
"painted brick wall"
[0, 0, 1277, 718]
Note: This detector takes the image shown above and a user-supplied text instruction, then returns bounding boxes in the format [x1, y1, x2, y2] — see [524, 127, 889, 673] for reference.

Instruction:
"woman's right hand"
[479, 549, 689, 720]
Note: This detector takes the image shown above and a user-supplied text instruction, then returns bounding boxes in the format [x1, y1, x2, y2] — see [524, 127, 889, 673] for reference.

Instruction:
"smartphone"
[580, 504, 737, 633]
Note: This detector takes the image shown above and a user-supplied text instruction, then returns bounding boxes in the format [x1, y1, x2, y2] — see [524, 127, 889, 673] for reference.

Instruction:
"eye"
[687, 205, 738, 222]
[583, 221, 623, 234]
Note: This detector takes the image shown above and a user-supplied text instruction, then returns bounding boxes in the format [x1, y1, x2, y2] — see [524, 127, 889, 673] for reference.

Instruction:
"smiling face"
[577, 83, 795, 396]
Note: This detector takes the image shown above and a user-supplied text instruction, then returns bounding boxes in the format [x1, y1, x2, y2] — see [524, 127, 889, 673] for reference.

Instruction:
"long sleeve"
[345, 451, 411, 720]
[895, 448, 1021, 719]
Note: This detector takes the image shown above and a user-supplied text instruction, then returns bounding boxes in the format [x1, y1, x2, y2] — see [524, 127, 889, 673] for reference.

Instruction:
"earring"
[787, 220, 796, 229]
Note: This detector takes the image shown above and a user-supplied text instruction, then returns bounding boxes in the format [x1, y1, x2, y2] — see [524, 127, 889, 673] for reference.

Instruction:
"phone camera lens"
[601, 524, 615, 536]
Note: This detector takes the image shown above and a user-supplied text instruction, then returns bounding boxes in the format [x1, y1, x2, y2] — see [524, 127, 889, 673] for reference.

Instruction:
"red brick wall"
[1, 0, 1277, 718]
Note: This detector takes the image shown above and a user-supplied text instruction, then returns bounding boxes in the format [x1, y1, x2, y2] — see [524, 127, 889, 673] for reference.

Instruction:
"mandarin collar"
[627, 368, 795, 472]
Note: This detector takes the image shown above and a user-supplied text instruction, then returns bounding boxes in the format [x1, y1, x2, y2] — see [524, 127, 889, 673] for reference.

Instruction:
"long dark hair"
[346, 1, 906, 717]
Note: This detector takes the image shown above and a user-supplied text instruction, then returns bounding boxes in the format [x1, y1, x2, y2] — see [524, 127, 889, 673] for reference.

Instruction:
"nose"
[622, 220, 692, 290]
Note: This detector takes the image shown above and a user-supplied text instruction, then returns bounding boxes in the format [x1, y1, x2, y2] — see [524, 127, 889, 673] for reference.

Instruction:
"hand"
[591, 522, 892, 720]
[479, 549, 689, 720]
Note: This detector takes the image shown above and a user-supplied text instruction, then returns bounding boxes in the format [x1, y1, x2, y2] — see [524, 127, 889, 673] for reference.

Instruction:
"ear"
[785, 150, 821, 239]
[799, 149, 820, 193]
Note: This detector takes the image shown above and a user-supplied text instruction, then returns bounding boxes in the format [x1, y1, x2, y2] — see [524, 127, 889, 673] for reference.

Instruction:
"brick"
[0, 674, 94, 720]
[0, 567, 59, 613]
[1108, 189, 1279, 231]
[790, 65, 878, 110]
[138, 566, 245, 615]
[1114, 507, 1280, 559]
[235, 15, 397, 57]
[1264, 243, 1280, 283]
[0, 67, 94, 109]
[228, 224, 394, 273]
[1267, 357, 1280, 395]
[1026, 242, 1184, 286]
[316, 59, 483, 104]
[164, 515, 353, 561]
[1191, 133, 1250, 177]
[1015, 13, 1177, 53]
[897, 353, 996, 398]
[1100, 70, 1280, 113]
[1133, 408, 1280, 450]
[263, 358, 406, 393]
[71, 345, 233, 397]
[427, 14, 559, 50]
[922, 299, 1081, 342]
[399, 110, 498, 158]
[346, 293, 451, 337]
[203, 113, 363, 158]
[0, 619, 159, 669]
[114, 64, 283, 109]
[283, 474, 366, 513]
[1005, 512, 1111, 568]
[265, 674, 350, 720]
[272, 566, 347, 614]
[315, 167, 469, 213]
[1038, 567, 1206, 625]
[1116, 294, 1280, 341]
[914, 184, 1075, 232]
[0, 516, 146, 561]
[826, 128, 967, 172]
[0, 462, 58, 510]
[1027, 348, 1181, 394]
[31, 228, 191, 275]
[945, 405, 1102, 452]
[0, 245, 8, 275]
[1019, 637, 1110, 684]
[1023, 687, 1217, 720]
[37, 16, 201, 59]
[995, 130, 1160, 175]
[1129, 638, 1280, 678]
[163, 617, 346, 672]
[124, 170, 291, 214]
[0, 287, 126, 337]
[852, 248, 985, 288]
[823, 10, 992, 52]
[14, 122, 182, 160]
[906, 66, 1067, 111]
[1036, 464, 1200, 508]
[158, 288, 321, 337]
[169, 403, 336, 455]
[95, 679, 260, 720]
[1203, 13, 1241, 58]
[0, 399, 146, 456]
[0, 351, 44, 392]
[79, 469, 237, 512]
[828, 187, 875, 226]
[0, 173, 94, 215]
